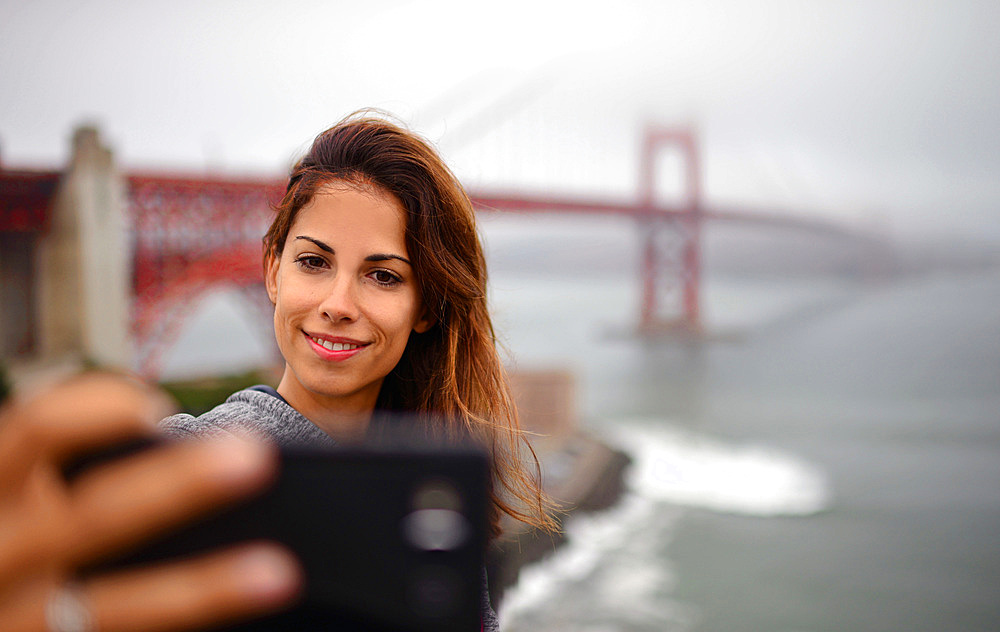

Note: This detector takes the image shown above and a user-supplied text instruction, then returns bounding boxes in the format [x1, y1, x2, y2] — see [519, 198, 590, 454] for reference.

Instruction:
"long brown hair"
[264, 112, 557, 536]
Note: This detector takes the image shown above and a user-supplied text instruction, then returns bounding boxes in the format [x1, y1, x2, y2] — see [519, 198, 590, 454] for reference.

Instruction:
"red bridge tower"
[638, 127, 702, 334]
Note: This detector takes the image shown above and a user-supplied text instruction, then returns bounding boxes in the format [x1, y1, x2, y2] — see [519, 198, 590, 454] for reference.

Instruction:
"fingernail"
[233, 545, 302, 601]
[204, 436, 274, 486]
[142, 388, 178, 427]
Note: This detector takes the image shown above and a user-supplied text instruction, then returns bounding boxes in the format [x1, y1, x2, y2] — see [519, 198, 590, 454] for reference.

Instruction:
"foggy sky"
[2, 0, 998, 243]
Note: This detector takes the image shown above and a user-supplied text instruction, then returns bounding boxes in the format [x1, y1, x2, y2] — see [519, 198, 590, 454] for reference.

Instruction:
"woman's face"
[266, 183, 432, 415]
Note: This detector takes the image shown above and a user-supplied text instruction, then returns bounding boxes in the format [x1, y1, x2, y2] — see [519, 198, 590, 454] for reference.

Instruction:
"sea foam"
[611, 419, 831, 517]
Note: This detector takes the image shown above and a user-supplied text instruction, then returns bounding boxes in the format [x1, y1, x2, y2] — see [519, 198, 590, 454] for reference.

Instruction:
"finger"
[0, 544, 301, 632]
[65, 436, 278, 565]
[90, 543, 302, 632]
[0, 571, 57, 632]
[0, 374, 169, 488]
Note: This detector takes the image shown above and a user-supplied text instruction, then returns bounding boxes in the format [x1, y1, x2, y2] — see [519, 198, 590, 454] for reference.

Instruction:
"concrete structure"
[509, 369, 578, 439]
[1, 127, 131, 376]
[35, 127, 132, 369]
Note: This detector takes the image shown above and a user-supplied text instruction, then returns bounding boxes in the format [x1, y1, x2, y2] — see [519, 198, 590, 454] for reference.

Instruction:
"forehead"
[291, 182, 408, 248]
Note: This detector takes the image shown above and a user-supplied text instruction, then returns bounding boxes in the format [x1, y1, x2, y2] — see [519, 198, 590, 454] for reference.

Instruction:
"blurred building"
[0, 127, 131, 374]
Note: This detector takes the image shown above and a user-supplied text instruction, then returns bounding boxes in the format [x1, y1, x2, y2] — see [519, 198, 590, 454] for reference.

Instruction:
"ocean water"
[163, 217, 1000, 630]
[486, 237, 1000, 631]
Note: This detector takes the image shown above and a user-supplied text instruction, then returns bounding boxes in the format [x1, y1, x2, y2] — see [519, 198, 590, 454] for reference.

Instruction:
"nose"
[318, 274, 361, 323]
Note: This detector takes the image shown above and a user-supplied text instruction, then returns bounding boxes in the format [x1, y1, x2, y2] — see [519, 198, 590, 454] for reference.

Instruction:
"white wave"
[499, 494, 696, 631]
[610, 419, 831, 516]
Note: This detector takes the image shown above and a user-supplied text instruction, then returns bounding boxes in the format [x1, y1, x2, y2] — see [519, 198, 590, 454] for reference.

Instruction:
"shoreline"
[487, 429, 632, 607]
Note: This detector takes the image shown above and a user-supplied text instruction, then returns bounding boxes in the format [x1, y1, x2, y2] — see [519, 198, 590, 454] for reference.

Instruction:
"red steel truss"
[128, 174, 285, 377]
[0, 169, 60, 232]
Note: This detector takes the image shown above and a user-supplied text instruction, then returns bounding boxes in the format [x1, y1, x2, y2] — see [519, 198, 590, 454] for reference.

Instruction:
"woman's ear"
[264, 252, 280, 305]
[413, 306, 436, 334]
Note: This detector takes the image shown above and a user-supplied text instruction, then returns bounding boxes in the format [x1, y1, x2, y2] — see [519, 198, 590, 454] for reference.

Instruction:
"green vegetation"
[159, 369, 276, 416]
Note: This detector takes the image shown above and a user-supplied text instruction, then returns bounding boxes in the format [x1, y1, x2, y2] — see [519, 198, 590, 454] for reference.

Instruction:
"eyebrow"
[295, 236, 333, 253]
[294, 236, 411, 265]
[365, 253, 412, 265]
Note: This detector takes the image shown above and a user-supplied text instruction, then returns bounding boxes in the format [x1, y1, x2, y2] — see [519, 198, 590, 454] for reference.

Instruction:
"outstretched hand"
[0, 373, 301, 632]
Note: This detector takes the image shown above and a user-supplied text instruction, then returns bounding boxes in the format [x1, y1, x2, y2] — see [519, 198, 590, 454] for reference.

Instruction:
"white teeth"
[311, 336, 359, 352]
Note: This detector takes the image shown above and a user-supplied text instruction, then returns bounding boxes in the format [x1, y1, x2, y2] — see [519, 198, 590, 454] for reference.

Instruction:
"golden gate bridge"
[1, 126, 888, 379]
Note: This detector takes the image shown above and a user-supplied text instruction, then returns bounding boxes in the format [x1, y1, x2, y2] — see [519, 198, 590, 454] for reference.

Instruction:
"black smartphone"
[75, 436, 490, 632]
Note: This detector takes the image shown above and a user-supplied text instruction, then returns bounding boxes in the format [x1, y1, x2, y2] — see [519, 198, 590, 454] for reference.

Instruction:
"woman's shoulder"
[159, 386, 335, 447]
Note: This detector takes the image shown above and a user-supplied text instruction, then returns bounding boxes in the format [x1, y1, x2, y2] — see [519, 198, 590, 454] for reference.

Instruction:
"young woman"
[162, 113, 557, 629]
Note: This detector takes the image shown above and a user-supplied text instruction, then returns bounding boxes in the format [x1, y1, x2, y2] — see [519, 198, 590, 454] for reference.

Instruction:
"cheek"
[273, 285, 310, 334]
[377, 293, 424, 337]
[275, 275, 314, 314]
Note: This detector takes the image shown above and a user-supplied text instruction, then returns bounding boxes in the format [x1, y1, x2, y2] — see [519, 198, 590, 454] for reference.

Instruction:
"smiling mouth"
[308, 335, 364, 351]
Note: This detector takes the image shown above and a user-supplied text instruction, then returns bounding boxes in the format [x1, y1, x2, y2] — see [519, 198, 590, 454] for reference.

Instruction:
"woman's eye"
[295, 255, 326, 271]
[370, 269, 402, 286]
